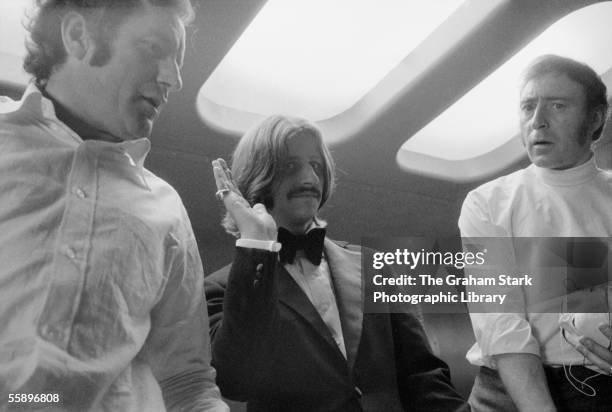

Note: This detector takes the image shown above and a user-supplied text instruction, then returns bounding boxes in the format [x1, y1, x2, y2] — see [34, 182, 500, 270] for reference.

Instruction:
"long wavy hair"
[222, 115, 336, 236]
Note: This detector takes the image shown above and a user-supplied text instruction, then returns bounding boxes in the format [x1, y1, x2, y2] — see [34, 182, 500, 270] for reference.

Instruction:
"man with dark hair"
[0, 1, 227, 410]
[24, 0, 195, 82]
[459, 55, 612, 411]
[206, 115, 469, 411]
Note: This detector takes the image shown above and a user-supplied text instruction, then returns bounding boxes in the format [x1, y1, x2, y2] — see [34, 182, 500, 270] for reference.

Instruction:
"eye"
[284, 161, 297, 171]
[310, 161, 323, 172]
[551, 102, 566, 111]
[520, 103, 535, 113]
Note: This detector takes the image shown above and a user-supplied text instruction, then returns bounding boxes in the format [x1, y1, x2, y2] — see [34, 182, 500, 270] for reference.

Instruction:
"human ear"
[60, 11, 93, 60]
[589, 106, 606, 141]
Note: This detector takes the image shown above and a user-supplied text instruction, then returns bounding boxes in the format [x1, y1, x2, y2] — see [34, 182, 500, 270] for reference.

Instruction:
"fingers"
[577, 337, 612, 375]
[212, 159, 239, 197]
[218, 158, 231, 180]
[599, 324, 612, 340]
[212, 159, 229, 192]
[213, 158, 242, 195]
[253, 203, 267, 214]
[218, 158, 240, 193]
[210, 160, 277, 239]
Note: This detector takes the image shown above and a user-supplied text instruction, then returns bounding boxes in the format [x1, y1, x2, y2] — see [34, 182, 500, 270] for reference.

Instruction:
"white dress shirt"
[0, 85, 227, 411]
[459, 158, 612, 370]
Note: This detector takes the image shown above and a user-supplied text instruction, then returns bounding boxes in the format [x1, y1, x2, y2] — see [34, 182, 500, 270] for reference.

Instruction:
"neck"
[278, 219, 316, 235]
[43, 79, 121, 143]
[45, 68, 124, 142]
[533, 155, 598, 186]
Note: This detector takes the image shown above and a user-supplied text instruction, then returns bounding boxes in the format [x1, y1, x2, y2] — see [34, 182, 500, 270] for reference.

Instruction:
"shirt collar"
[307, 218, 328, 232]
[114, 139, 152, 191]
[12, 83, 152, 190]
[40, 86, 123, 143]
[0, 83, 54, 118]
[532, 155, 599, 186]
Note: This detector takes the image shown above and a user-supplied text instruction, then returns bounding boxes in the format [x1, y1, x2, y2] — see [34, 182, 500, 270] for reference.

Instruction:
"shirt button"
[47, 329, 65, 344]
[40, 325, 63, 342]
[63, 246, 77, 260]
[73, 187, 86, 199]
[255, 263, 264, 280]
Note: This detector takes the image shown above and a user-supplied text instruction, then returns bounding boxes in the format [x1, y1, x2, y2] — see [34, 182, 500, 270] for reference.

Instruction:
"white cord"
[559, 326, 601, 397]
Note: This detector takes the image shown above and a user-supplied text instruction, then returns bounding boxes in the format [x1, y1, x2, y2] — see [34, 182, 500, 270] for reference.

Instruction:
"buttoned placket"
[37, 142, 98, 348]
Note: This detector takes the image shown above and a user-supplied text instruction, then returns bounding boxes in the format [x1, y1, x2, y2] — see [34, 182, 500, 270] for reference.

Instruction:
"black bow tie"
[278, 227, 326, 266]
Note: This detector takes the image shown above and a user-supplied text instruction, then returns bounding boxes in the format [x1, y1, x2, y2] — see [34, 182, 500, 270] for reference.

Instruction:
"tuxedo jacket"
[205, 238, 469, 412]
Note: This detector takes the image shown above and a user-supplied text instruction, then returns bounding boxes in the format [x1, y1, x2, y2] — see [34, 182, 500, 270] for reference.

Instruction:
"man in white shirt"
[0, 1, 227, 410]
[206, 115, 469, 411]
[459, 55, 612, 411]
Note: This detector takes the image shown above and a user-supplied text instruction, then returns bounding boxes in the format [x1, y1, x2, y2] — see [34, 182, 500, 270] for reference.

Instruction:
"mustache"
[287, 186, 321, 198]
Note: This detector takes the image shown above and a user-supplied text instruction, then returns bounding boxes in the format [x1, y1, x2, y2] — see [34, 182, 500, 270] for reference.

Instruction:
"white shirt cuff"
[236, 238, 282, 252]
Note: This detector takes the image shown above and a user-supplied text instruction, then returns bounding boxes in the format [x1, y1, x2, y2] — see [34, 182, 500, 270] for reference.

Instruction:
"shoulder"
[0, 95, 20, 115]
[1, 85, 47, 122]
[464, 166, 532, 206]
[143, 168, 194, 229]
[0, 94, 36, 141]
[461, 167, 534, 218]
[143, 168, 181, 199]
[459, 167, 533, 236]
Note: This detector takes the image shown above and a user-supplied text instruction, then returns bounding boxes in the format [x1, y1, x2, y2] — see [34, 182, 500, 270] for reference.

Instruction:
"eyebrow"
[520, 96, 575, 104]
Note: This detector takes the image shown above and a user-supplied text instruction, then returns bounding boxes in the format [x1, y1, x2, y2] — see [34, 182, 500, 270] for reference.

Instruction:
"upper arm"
[146, 233, 225, 409]
[204, 268, 231, 341]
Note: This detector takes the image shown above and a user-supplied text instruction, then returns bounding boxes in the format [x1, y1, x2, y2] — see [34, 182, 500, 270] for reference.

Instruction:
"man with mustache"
[0, 1, 226, 410]
[459, 55, 612, 411]
[206, 115, 469, 411]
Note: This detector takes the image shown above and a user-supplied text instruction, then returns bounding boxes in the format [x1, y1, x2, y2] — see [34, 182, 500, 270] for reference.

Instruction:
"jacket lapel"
[277, 263, 346, 359]
[324, 239, 363, 370]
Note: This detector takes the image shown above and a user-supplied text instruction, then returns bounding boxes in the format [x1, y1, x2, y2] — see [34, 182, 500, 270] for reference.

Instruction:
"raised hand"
[212, 158, 277, 240]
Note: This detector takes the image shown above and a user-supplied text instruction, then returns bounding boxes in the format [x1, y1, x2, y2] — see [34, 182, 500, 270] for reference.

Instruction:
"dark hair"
[23, 0, 194, 84]
[222, 115, 336, 236]
[521, 54, 609, 139]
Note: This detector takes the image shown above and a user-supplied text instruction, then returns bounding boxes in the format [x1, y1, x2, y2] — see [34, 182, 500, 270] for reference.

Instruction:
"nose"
[531, 102, 548, 130]
[299, 163, 320, 186]
[157, 57, 183, 92]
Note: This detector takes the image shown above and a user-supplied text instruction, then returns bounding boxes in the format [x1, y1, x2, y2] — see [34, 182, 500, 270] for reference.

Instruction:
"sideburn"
[576, 111, 595, 147]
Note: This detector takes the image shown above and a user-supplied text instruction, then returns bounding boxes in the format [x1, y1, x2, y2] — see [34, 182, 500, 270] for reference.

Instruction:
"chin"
[287, 211, 317, 228]
[128, 121, 154, 139]
[533, 159, 571, 170]
[529, 154, 553, 169]
[292, 212, 316, 223]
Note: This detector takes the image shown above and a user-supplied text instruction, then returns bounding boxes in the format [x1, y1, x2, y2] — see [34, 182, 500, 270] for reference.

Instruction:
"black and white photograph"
[1, 0, 611, 411]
